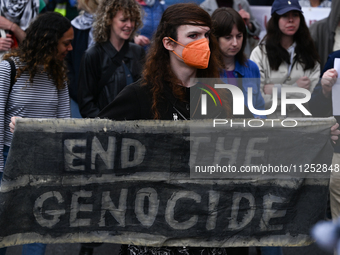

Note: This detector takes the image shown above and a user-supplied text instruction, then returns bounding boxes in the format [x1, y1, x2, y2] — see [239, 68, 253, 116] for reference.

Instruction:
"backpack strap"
[5, 58, 16, 93]
[95, 42, 129, 101]
[0, 29, 6, 38]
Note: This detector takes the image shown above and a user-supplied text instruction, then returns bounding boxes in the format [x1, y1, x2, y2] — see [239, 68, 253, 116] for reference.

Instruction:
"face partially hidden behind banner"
[0, 118, 335, 248]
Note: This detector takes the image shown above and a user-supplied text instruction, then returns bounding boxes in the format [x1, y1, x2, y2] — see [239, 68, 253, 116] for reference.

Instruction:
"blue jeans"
[70, 98, 82, 118]
[0, 145, 47, 255]
[260, 247, 283, 255]
[21, 243, 46, 255]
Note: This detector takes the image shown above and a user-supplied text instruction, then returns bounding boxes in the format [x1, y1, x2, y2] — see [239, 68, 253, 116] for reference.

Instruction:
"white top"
[333, 26, 340, 52]
[298, 0, 332, 7]
[0, 59, 70, 172]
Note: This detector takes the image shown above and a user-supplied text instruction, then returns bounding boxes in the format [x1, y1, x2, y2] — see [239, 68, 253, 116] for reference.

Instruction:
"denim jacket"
[220, 59, 265, 118]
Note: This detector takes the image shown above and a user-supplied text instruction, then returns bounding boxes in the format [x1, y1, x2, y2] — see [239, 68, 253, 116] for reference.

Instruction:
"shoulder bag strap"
[5, 58, 16, 94]
[95, 43, 129, 101]
[0, 29, 6, 38]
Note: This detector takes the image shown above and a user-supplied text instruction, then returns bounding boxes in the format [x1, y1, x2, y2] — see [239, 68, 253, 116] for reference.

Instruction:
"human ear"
[162, 37, 174, 51]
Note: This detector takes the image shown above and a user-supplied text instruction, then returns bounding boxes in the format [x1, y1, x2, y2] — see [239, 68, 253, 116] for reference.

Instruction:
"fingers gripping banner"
[0, 118, 335, 248]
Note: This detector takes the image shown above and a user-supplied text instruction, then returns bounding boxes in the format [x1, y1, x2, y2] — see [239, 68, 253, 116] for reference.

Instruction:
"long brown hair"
[212, 7, 247, 66]
[3, 12, 71, 89]
[143, 3, 230, 119]
[261, 12, 320, 71]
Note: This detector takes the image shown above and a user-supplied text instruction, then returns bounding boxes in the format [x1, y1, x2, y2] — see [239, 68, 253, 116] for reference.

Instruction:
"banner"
[251, 6, 331, 41]
[0, 118, 335, 248]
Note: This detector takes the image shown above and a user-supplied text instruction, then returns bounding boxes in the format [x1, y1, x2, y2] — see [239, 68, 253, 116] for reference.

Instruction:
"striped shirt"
[0, 59, 70, 172]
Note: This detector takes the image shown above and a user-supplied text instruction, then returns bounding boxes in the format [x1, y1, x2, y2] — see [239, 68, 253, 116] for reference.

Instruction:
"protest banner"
[0, 117, 335, 247]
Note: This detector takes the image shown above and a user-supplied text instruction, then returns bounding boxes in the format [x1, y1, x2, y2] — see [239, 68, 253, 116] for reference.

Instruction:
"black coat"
[66, 25, 90, 102]
[78, 40, 145, 118]
[97, 79, 253, 120]
[97, 79, 252, 255]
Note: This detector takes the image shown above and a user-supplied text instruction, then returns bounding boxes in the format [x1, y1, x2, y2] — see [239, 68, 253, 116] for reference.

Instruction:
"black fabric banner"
[0, 118, 335, 247]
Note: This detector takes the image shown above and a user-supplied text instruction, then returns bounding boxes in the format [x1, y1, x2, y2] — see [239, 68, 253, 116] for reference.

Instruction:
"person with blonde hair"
[77, 0, 145, 118]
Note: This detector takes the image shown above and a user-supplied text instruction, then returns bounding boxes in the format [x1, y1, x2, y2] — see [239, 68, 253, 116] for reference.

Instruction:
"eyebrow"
[186, 29, 210, 35]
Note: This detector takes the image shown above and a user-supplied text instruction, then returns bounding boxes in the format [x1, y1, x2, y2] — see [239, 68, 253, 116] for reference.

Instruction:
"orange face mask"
[168, 37, 211, 69]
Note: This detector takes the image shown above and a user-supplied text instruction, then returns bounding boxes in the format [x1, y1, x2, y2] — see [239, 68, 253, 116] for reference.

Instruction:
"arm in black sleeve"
[321, 50, 340, 77]
[97, 81, 151, 120]
[77, 50, 102, 118]
[309, 83, 332, 117]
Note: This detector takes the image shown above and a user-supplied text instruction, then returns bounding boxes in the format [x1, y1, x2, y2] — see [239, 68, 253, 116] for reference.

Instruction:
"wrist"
[322, 87, 331, 98]
[9, 22, 14, 32]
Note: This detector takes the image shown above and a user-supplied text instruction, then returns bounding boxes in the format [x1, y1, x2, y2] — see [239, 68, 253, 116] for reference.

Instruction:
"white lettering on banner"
[64, 136, 146, 171]
[121, 138, 146, 169]
[33, 191, 66, 228]
[244, 138, 268, 166]
[64, 139, 86, 171]
[260, 194, 287, 231]
[91, 136, 116, 170]
[165, 191, 201, 230]
[70, 190, 93, 227]
[206, 190, 220, 230]
[186, 136, 211, 167]
[99, 189, 128, 227]
[188, 136, 269, 167]
[213, 137, 241, 165]
[228, 192, 255, 230]
[33, 189, 288, 231]
[135, 188, 159, 227]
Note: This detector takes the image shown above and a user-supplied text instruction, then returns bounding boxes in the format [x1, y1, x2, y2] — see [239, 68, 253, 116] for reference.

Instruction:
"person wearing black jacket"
[308, 51, 340, 221]
[77, 0, 145, 118]
[98, 3, 252, 255]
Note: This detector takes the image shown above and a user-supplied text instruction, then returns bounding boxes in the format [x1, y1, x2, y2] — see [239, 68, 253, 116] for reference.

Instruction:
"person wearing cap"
[250, 0, 320, 119]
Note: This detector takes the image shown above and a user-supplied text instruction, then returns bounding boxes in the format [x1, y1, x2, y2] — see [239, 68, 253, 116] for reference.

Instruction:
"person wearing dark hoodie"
[309, 0, 340, 68]
[309, 51, 340, 220]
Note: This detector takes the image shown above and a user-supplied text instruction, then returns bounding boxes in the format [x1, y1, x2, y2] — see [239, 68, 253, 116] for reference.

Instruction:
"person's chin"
[228, 51, 238, 56]
[121, 32, 132, 39]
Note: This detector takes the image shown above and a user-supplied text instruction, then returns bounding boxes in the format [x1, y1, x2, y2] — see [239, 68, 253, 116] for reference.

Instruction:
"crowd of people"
[0, 0, 340, 254]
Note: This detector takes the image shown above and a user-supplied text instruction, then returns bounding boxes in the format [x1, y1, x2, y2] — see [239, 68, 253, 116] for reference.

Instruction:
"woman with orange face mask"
[98, 3, 249, 121]
[97, 3, 252, 254]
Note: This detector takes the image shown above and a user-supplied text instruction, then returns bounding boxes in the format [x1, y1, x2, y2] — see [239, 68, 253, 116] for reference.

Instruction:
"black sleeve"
[65, 51, 76, 101]
[97, 81, 152, 120]
[309, 83, 332, 117]
[78, 49, 102, 118]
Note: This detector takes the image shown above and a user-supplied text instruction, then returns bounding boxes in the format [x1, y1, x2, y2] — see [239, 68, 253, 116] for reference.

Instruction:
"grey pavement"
[4, 243, 333, 255]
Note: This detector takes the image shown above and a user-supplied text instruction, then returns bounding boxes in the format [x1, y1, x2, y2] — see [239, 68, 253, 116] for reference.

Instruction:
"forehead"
[230, 24, 241, 33]
[177, 25, 210, 34]
[115, 9, 132, 19]
[59, 27, 74, 41]
[114, 10, 124, 18]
